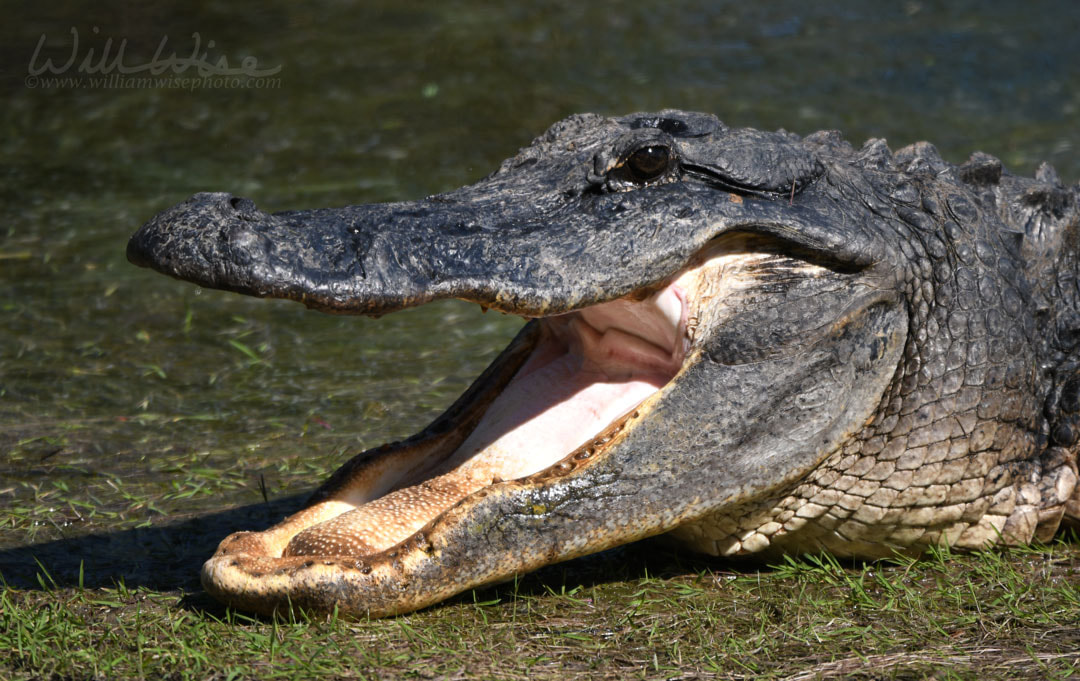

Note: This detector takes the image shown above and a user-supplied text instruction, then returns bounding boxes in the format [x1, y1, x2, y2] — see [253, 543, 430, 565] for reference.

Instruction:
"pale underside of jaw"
[279, 272, 694, 559]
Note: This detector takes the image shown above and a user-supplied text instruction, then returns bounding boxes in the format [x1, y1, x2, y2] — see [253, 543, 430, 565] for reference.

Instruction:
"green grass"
[2, 533, 1078, 680]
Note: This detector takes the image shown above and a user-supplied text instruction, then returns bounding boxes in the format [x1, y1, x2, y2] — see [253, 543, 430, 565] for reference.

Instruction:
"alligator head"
[128, 110, 1080, 618]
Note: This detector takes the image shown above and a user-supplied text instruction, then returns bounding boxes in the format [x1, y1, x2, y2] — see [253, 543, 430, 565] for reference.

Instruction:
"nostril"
[229, 196, 257, 213]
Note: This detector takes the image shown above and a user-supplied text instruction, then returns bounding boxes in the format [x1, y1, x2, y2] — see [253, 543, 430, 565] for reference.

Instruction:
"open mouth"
[274, 261, 701, 559]
[209, 233, 809, 566]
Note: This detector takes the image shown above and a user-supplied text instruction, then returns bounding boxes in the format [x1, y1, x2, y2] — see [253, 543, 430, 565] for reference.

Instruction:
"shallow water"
[1, 1, 1077, 584]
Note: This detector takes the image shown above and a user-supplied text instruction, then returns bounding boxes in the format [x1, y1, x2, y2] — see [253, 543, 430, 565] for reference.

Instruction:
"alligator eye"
[624, 145, 672, 182]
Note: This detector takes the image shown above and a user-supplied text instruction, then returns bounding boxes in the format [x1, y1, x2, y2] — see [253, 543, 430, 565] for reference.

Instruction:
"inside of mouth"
[279, 277, 692, 558]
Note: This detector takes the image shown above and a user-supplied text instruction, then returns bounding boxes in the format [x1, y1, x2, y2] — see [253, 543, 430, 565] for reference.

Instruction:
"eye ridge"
[624, 145, 672, 182]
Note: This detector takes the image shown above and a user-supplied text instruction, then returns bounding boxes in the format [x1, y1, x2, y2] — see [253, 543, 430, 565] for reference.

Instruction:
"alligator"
[127, 110, 1080, 619]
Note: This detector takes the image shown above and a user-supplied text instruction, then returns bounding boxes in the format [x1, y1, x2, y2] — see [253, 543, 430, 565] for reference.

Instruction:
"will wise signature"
[28, 27, 282, 78]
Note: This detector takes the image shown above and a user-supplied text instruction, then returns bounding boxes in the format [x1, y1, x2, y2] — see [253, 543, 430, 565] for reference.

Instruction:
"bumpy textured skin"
[128, 111, 1080, 617]
[672, 138, 1080, 558]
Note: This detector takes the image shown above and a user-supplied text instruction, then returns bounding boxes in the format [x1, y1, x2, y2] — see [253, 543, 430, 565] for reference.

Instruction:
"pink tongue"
[445, 351, 666, 483]
[283, 343, 666, 558]
[282, 354, 663, 558]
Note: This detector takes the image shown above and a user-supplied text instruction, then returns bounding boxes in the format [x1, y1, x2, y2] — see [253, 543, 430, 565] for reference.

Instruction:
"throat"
[438, 282, 687, 480]
[433, 333, 671, 483]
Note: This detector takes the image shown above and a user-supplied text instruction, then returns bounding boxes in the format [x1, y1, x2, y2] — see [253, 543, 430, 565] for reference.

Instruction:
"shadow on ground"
[0, 494, 308, 592]
[0, 490, 731, 613]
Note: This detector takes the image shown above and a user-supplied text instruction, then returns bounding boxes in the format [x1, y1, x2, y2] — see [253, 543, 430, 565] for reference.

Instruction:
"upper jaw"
[126, 111, 848, 323]
[125, 180, 756, 319]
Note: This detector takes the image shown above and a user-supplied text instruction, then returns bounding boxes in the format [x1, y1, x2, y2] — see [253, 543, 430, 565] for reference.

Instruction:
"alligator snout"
[127, 192, 263, 261]
[127, 192, 283, 297]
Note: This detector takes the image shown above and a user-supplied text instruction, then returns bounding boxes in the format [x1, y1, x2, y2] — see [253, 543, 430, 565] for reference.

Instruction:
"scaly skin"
[128, 111, 1080, 617]
[673, 142, 1080, 558]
